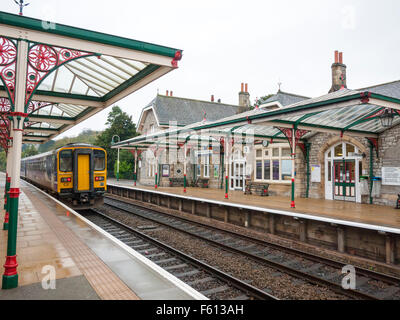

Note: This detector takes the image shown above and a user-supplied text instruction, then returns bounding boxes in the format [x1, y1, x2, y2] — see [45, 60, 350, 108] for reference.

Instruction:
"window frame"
[93, 149, 106, 171]
[254, 143, 292, 184]
[59, 149, 73, 173]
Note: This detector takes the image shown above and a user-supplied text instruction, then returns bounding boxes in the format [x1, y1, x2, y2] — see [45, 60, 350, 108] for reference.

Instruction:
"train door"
[77, 154, 90, 191]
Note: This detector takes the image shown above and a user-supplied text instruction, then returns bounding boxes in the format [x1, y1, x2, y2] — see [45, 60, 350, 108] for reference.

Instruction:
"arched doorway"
[230, 149, 246, 191]
[325, 142, 362, 203]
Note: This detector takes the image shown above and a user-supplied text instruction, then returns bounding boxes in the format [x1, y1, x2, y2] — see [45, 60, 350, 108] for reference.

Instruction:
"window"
[94, 150, 105, 171]
[59, 149, 72, 172]
[203, 155, 210, 178]
[256, 160, 262, 179]
[254, 144, 292, 183]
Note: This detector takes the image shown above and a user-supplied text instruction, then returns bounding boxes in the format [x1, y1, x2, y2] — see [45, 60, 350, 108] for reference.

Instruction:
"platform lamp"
[112, 135, 121, 181]
[379, 108, 395, 128]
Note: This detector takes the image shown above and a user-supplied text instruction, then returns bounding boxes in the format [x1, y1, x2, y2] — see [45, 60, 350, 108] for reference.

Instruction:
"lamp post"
[379, 108, 395, 128]
[112, 135, 120, 181]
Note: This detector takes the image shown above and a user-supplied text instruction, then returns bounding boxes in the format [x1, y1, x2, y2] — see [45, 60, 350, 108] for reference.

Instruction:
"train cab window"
[94, 150, 105, 171]
[59, 150, 73, 172]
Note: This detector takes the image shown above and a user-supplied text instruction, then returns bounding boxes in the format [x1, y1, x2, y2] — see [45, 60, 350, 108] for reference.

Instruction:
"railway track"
[80, 208, 278, 301]
[102, 195, 400, 300]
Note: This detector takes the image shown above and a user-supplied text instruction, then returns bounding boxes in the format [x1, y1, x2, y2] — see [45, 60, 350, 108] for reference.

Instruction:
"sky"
[1, 0, 400, 139]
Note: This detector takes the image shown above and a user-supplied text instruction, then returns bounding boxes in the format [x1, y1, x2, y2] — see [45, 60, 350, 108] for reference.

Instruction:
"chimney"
[238, 82, 250, 113]
[329, 51, 347, 93]
[211, 95, 214, 102]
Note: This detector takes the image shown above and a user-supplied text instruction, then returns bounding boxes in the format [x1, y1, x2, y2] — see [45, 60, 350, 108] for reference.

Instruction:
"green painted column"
[3, 175, 10, 230]
[369, 142, 374, 204]
[2, 188, 20, 289]
[305, 142, 311, 198]
[225, 175, 229, 199]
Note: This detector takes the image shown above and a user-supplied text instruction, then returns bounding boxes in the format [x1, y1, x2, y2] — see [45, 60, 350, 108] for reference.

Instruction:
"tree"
[22, 145, 39, 158]
[95, 106, 139, 177]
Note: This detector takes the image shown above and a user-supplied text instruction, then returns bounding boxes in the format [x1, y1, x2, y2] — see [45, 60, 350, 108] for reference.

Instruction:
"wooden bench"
[245, 182, 269, 196]
[169, 178, 185, 187]
[191, 178, 209, 188]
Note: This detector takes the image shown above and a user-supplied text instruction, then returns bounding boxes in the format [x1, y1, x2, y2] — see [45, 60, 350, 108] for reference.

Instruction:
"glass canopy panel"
[34, 53, 148, 99]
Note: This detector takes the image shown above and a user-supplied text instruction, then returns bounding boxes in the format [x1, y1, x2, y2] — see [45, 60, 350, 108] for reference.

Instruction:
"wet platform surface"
[109, 178, 400, 231]
[0, 174, 201, 300]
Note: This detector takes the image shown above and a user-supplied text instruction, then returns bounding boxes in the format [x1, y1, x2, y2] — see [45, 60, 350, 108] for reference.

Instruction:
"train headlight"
[61, 177, 72, 183]
[95, 176, 105, 181]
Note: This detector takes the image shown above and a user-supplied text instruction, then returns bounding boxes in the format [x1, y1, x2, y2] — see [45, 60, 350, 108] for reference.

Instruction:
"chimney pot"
[211, 95, 214, 102]
[241, 83, 244, 92]
[245, 83, 248, 93]
[334, 50, 339, 64]
[170, 91, 173, 96]
[339, 52, 343, 64]
[166, 90, 169, 96]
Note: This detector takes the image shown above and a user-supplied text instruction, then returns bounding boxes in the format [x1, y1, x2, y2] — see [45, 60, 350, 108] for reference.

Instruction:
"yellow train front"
[21, 143, 107, 208]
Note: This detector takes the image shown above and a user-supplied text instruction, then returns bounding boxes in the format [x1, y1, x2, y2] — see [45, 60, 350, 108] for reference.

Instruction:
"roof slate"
[150, 95, 240, 126]
[358, 80, 400, 100]
[261, 91, 309, 107]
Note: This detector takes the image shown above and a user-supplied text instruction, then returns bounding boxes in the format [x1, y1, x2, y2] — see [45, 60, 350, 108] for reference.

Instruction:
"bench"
[191, 178, 209, 188]
[169, 178, 185, 187]
[245, 182, 269, 196]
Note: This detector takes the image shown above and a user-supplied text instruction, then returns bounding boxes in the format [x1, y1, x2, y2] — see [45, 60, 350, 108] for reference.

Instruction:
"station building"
[120, 51, 400, 208]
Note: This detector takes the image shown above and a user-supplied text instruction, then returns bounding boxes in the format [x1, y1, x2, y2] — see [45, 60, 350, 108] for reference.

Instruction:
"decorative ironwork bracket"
[276, 126, 309, 155]
[0, 37, 17, 107]
[366, 137, 379, 158]
[25, 42, 98, 108]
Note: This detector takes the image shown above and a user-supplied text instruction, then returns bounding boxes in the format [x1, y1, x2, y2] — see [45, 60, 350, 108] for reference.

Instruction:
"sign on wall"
[382, 167, 400, 186]
[311, 164, 321, 183]
[162, 164, 170, 177]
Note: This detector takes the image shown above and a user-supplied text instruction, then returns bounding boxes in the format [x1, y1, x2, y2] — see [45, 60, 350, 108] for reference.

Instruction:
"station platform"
[108, 178, 400, 232]
[0, 174, 204, 300]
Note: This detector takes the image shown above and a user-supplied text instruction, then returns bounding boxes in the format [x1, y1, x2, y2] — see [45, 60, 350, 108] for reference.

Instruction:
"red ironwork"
[367, 137, 379, 158]
[297, 142, 307, 158]
[171, 50, 182, 68]
[0, 97, 11, 113]
[3, 255, 18, 276]
[26, 43, 96, 105]
[360, 92, 371, 104]
[26, 101, 55, 114]
[277, 127, 309, 153]
[0, 37, 17, 106]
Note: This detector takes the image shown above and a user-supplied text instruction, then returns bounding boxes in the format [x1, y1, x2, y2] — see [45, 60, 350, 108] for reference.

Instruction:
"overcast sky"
[1, 0, 400, 139]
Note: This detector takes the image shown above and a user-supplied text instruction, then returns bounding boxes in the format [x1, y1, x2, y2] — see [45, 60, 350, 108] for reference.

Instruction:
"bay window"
[254, 144, 292, 183]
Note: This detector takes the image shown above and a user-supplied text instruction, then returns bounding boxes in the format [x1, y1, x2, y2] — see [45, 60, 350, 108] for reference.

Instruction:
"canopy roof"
[0, 11, 182, 144]
[113, 88, 400, 150]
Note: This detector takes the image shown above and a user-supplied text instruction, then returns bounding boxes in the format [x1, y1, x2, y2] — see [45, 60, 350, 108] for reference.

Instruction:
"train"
[21, 143, 107, 208]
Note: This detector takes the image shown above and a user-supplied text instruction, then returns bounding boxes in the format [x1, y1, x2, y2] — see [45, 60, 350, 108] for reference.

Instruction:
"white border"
[20, 178, 207, 300]
[108, 183, 400, 235]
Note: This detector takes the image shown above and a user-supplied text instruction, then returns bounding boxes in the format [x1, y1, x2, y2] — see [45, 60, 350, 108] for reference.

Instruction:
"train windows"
[94, 150, 105, 171]
[59, 150, 73, 172]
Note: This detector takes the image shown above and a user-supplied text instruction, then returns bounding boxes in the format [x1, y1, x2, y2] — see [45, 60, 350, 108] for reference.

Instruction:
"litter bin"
[371, 177, 382, 198]
[360, 176, 369, 196]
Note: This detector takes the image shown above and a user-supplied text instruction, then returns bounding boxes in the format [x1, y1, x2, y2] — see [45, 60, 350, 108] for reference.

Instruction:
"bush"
[114, 160, 134, 179]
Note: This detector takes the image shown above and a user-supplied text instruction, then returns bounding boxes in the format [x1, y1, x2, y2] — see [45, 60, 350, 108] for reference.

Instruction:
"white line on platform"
[108, 183, 400, 235]
[20, 178, 207, 301]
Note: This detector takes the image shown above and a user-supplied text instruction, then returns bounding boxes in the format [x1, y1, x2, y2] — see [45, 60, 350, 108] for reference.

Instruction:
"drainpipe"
[305, 142, 311, 198]
[369, 141, 374, 204]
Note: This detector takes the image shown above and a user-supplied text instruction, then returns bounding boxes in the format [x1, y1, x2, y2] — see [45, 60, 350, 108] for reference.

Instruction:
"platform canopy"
[113, 88, 400, 150]
[0, 11, 183, 145]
